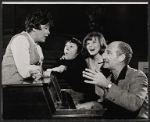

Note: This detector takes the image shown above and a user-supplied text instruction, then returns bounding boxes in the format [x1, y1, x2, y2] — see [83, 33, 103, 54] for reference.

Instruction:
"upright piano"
[2, 74, 105, 120]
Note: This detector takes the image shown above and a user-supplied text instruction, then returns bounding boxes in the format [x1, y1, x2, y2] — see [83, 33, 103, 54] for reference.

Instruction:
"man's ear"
[119, 54, 125, 62]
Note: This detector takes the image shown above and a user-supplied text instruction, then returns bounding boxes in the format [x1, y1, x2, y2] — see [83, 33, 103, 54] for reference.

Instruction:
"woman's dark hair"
[65, 37, 82, 54]
[25, 9, 53, 32]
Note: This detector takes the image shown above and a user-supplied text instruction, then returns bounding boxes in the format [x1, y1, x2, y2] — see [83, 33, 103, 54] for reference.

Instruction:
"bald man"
[83, 41, 148, 119]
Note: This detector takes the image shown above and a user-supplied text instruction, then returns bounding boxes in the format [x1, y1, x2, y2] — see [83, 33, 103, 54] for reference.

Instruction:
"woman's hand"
[30, 69, 43, 81]
[43, 71, 51, 78]
[76, 101, 95, 109]
[60, 55, 66, 60]
[52, 65, 67, 73]
[76, 101, 103, 110]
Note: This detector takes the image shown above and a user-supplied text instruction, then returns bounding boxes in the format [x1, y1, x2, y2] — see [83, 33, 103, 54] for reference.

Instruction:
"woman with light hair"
[76, 31, 109, 109]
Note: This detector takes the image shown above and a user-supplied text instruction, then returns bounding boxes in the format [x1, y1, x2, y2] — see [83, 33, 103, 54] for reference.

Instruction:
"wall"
[2, 4, 148, 69]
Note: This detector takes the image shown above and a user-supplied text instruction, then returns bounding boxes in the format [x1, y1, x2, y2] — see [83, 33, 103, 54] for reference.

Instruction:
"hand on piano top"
[22, 69, 51, 84]
[30, 69, 43, 83]
[43, 70, 52, 78]
[29, 69, 51, 83]
[32, 78, 51, 84]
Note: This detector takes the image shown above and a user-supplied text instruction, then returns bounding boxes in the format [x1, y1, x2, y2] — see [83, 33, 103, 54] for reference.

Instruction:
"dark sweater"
[52, 54, 99, 102]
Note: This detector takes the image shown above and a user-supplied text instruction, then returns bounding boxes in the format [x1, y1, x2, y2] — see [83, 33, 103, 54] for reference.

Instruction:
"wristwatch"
[107, 83, 112, 89]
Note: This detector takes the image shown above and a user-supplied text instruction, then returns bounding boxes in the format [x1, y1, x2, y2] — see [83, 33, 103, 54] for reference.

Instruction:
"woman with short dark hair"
[2, 10, 53, 84]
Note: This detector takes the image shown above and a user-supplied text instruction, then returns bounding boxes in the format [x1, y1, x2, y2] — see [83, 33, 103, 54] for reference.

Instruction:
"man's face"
[102, 42, 120, 70]
[35, 24, 50, 43]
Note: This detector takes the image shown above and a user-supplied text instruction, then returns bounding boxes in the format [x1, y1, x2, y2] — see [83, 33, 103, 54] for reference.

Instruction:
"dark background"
[2, 4, 148, 69]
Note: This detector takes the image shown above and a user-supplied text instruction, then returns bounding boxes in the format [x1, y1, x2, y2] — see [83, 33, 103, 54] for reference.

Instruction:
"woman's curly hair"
[25, 9, 53, 32]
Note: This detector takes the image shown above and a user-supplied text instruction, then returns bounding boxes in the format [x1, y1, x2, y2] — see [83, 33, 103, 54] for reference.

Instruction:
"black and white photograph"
[0, 1, 149, 121]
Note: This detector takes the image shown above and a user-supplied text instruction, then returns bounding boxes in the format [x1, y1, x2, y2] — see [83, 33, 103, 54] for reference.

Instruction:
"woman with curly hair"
[2, 10, 53, 84]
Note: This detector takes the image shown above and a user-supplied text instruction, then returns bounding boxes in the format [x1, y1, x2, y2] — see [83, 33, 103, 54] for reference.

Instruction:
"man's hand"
[83, 68, 111, 88]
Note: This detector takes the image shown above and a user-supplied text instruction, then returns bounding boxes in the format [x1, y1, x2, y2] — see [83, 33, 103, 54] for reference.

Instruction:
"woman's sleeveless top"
[2, 32, 40, 84]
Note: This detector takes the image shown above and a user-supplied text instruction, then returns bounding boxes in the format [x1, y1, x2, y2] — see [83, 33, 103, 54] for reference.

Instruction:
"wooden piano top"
[2, 75, 105, 120]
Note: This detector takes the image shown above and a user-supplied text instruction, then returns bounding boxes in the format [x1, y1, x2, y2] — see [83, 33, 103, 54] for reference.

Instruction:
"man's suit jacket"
[96, 65, 148, 119]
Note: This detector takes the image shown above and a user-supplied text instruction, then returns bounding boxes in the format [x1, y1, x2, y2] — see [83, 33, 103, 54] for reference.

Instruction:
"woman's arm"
[11, 35, 41, 78]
